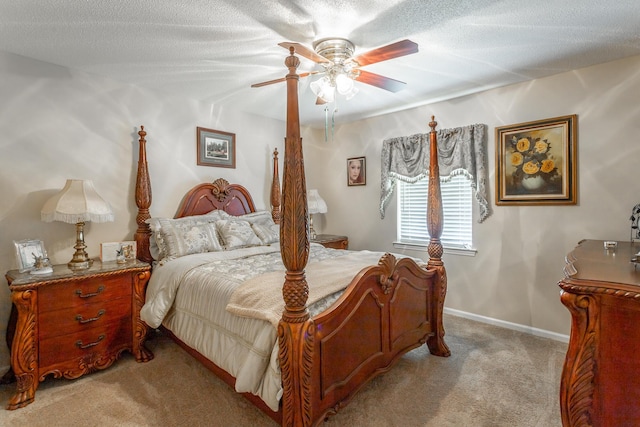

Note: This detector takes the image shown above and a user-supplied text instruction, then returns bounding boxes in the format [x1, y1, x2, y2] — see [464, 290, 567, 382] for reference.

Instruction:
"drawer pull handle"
[75, 309, 106, 324]
[75, 285, 105, 299]
[76, 335, 105, 349]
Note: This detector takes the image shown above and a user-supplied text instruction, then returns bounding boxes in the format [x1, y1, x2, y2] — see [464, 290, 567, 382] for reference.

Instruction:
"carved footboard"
[279, 254, 449, 425]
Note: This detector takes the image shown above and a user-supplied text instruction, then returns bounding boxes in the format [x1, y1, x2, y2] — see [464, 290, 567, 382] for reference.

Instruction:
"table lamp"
[307, 189, 327, 240]
[41, 179, 114, 270]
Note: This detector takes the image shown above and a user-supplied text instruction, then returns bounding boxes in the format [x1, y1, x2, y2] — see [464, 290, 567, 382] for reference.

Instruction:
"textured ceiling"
[1, 1, 639, 128]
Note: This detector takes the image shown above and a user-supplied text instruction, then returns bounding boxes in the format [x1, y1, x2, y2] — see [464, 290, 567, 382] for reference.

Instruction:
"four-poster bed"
[133, 47, 450, 426]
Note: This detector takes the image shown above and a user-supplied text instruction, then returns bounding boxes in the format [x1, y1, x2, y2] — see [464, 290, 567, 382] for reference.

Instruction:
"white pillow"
[216, 219, 262, 250]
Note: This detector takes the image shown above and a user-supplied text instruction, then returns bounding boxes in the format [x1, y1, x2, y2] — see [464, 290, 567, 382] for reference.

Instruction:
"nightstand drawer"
[39, 321, 132, 370]
[39, 297, 131, 340]
[39, 274, 132, 313]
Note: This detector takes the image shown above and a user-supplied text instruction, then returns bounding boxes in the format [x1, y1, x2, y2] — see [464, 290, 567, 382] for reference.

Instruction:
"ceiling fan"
[251, 38, 419, 104]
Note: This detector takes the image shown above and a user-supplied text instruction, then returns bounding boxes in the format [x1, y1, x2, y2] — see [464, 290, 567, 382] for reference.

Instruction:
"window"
[397, 175, 473, 250]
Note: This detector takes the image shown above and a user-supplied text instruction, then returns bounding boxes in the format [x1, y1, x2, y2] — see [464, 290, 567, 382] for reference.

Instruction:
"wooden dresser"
[558, 239, 640, 426]
[311, 234, 348, 250]
[4, 260, 153, 410]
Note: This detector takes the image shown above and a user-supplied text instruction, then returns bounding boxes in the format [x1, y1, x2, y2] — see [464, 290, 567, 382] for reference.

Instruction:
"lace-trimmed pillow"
[216, 219, 262, 250]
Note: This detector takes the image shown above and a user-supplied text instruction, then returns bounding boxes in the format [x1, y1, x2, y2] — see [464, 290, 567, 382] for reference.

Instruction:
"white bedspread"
[140, 243, 356, 411]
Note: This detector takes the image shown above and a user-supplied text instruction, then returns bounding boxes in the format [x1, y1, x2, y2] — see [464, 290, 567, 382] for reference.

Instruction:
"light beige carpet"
[0, 314, 567, 426]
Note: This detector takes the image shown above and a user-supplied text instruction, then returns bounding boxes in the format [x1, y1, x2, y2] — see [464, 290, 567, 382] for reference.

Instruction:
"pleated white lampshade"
[41, 179, 114, 224]
[307, 189, 328, 215]
[41, 179, 113, 270]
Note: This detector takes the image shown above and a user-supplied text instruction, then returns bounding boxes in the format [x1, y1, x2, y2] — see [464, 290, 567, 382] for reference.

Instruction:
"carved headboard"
[175, 178, 256, 218]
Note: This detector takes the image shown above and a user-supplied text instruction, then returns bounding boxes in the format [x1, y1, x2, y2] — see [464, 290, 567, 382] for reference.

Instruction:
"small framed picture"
[100, 241, 137, 262]
[14, 239, 47, 272]
[197, 127, 236, 168]
[347, 156, 366, 186]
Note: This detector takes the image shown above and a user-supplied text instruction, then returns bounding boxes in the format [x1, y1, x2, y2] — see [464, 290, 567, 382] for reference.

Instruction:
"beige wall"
[2, 49, 639, 372]
[303, 54, 640, 339]
[0, 51, 286, 370]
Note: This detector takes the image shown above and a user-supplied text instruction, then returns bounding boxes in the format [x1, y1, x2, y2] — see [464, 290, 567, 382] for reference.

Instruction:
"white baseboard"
[444, 307, 570, 343]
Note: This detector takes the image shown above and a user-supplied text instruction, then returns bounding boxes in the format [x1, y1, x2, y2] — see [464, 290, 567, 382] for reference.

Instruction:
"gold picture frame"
[495, 115, 577, 205]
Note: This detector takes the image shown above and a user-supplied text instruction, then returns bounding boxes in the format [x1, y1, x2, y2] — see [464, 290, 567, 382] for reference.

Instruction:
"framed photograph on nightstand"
[14, 239, 47, 272]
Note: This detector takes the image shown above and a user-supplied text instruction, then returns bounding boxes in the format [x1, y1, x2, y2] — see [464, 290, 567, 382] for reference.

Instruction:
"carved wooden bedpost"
[278, 47, 313, 427]
[134, 126, 153, 264]
[426, 116, 450, 357]
[271, 148, 282, 224]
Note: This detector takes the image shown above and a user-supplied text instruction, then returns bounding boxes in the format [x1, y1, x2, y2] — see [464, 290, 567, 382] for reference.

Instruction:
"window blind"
[397, 175, 473, 248]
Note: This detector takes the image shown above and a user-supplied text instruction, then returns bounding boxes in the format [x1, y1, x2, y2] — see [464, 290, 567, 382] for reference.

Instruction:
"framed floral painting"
[495, 115, 577, 205]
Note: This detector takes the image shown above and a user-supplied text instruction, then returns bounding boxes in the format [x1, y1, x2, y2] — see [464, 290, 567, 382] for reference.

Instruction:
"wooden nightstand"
[4, 260, 153, 410]
[312, 234, 349, 250]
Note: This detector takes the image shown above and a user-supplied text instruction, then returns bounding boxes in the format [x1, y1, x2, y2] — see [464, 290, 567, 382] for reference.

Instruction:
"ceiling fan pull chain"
[324, 105, 329, 142]
[331, 107, 336, 141]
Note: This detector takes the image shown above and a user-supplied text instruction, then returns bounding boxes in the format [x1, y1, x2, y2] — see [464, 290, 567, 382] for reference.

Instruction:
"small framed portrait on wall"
[347, 156, 366, 186]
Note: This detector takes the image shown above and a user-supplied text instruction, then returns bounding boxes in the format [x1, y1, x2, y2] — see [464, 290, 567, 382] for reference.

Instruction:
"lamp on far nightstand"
[41, 179, 114, 271]
[307, 189, 327, 240]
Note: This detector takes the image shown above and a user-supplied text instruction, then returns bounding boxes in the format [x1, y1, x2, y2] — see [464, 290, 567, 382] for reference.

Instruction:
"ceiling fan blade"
[315, 97, 327, 105]
[251, 76, 286, 88]
[352, 39, 418, 67]
[251, 71, 318, 88]
[355, 69, 406, 93]
[278, 42, 330, 64]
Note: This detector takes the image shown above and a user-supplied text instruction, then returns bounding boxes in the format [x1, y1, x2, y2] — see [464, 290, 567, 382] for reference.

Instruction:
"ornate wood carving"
[7, 290, 38, 410]
[174, 180, 256, 219]
[559, 290, 596, 427]
[211, 178, 232, 201]
[135, 126, 153, 264]
[132, 270, 153, 362]
[278, 46, 312, 427]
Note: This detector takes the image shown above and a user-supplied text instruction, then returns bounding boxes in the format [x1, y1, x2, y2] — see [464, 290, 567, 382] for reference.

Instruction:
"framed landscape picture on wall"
[495, 115, 577, 205]
[197, 127, 236, 168]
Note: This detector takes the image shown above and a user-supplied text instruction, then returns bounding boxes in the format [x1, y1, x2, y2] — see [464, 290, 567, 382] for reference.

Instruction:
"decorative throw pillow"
[251, 219, 279, 245]
[158, 221, 222, 260]
[146, 210, 229, 261]
[234, 210, 274, 224]
[216, 219, 262, 250]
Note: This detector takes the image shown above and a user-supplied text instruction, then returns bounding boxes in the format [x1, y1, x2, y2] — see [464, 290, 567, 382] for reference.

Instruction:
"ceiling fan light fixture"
[344, 86, 359, 100]
[310, 76, 335, 103]
[335, 73, 354, 95]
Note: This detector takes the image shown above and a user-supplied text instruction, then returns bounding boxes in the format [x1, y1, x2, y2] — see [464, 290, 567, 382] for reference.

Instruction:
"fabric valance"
[380, 123, 491, 222]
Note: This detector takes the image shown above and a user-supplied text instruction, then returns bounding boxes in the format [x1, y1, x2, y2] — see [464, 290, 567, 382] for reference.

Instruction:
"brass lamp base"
[68, 221, 93, 271]
[68, 258, 93, 271]
[309, 215, 317, 240]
